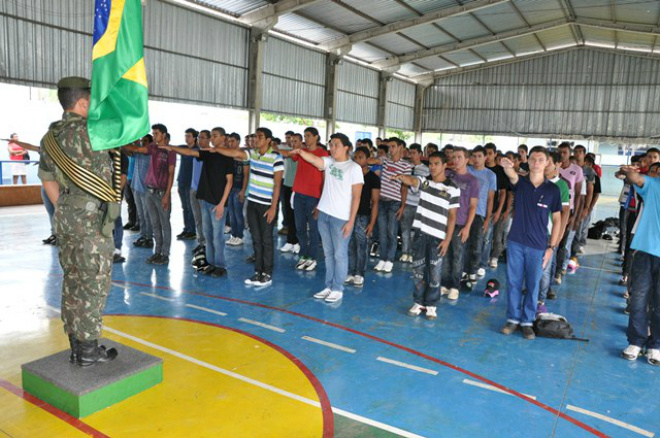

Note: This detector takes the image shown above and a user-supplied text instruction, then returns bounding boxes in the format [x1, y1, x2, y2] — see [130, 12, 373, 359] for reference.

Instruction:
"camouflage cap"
[57, 76, 91, 90]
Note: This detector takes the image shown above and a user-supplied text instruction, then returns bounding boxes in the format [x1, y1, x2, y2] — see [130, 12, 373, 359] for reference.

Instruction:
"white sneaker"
[622, 345, 642, 361]
[469, 273, 477, 281]
[408, 303, 424, 316]
[224, 226, 231, 234]
[441, 287, 449, 296]
[113, 248, 121, 256]
[382, 261, 394, 273]
[233, 237, 243, 246]
[353, 275, 364, 286]
[280, 243, 295, 253]
[489, 258, 498, 269]
[304, 259, 317, 271]
[647, 348, 660, 366]
[292, 243, 300, 254]
[296, 257, 308, 270]
[227, 236, 238, 246]
[313, 288, 332, 299]
[399, 254, 408, 262]
[325, 291, 343, 303]
[477, 268, 485, 277]
[425, 306, 437, 320]
[374, 260, 386, 271]
[345, 275, 355, 284]
[448, 288, 459, 300]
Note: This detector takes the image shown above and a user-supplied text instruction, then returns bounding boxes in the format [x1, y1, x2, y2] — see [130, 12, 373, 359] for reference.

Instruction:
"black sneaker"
[501, 322, 519, 335]
[210, 267, 227, 278]
[142, 238, 154, 248]
[176, 231, 187, 240]
[200, 264, 215, 275]
[246, 254, 256, 263]
[547, 289, 557, 300]
[152, 254, 169, 265]
[245, 273, 261, 285]
[113, 253, 126, 264]
[42, 234, 57, 245]
[129, 225, 140, 232]
[254, 273, 272, 287]
[146, 253, 159, 264]
[133, 237, 146, 247]
[123, 222, 134, 230]
[521, 326, 536, 340]
[182, 232, 196, 240]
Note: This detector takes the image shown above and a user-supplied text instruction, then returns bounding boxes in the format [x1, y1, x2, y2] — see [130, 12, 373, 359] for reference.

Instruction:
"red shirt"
[9, 142, 25, 161]
[292, 147, 328, 198]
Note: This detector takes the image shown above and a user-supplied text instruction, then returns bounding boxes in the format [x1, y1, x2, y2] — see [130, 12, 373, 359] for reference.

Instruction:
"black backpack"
[533, 313, 588, 342]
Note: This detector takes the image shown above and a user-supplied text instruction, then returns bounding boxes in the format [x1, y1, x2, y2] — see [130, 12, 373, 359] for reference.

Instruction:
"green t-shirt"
[548, 176, 570, 235]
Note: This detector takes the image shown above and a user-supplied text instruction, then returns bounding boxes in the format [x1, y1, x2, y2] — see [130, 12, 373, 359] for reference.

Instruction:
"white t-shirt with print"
[317, 157, 364, 221]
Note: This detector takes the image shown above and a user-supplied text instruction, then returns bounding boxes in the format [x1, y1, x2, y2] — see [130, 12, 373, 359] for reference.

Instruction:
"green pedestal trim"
[22, 362, 162, 418]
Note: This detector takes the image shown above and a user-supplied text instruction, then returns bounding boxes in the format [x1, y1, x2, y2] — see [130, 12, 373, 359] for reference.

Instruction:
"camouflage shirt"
[38, 112, 113, 199]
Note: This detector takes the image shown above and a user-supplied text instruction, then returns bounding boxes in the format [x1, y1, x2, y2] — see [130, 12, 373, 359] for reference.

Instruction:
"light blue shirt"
[468, 166, 497, 217]
[631, 176, 660, 258]
[130, 152, 150, 194]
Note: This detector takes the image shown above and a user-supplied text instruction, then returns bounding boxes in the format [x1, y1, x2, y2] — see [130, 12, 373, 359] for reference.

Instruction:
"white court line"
[301, 336, 356, 353]
[462, 379, 537, 400]
[185, 304, 227, 317]
[576, 265, 620, 274]
[140, 292, 174, 302]
[376, 357, 438, 376]
[102, 325, 425, 438]
[238, 317, 285, 333]
[566, 405, 655, 438]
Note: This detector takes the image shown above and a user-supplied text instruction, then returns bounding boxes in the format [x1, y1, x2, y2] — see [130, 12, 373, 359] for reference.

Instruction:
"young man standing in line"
[555, 142, 584, 284]
[393, 152, 459, 320]
[619, 163, 660, 365]
[346, 146, 380, 288]
[571, 144, 596, 256]
[189, 130, 210, 253]
[288, 127, 328, 271]
[537, 152, 570, 312]
[290, 133, 364, 303]
[518, 144, 529, 173]
[128, 135, 154, 249]
[465, 146, 496, 276]
[442, 147, 479, 301]
[226, 132, 249, 247]
[369, 137, 413, 273]
[159, 127, 234, 277]
[399, 143, 429, 263]
[212, 128, 283, 287]
[175, 128, 199, 241]
[500, 147, 562, 340]
[481, 143, 508, 278]
[279, 133, 301, 254]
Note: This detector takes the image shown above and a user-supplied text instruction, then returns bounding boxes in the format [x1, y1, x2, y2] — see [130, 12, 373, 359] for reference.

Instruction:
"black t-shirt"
[487, 164, 508, 213]
[594, 174, 601, 195]
[520, 162, 530, 172]
[358, 170, 381, 217]
[195, 151, 234, 205]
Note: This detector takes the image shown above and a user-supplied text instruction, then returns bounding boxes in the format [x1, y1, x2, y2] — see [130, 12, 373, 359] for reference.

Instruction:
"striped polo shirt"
[411, 176, 460, 241]
[379, 157, 413, 202]
[247, 147, 284, 205]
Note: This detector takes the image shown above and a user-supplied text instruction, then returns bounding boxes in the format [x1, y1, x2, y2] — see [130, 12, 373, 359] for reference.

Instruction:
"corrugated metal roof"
[369, 33, 425, 55]
[193, 0, 269, 16]
[572, 0, 612, 21]
[341, 0, 418, 24]
[400, 24, 455, 48]
[535, 26, 577, 50]
[512, 0, 565, 25]
[617, 31, 656, 52]
[348, 43, 391, 63]
[275, 13, 346, 44]
[402, 0, 467, 15]
[502, 34, 545, 56]
[613, 0, 660, 25]
[435, 14, 492, 42]
[471, 2, 527, 33]
[301, 0, 377, 34]
[442, 50, 485, 67]
[415, 57, 456, 71]
[472, 42, 516, 61]
[398, 63, 431, 77]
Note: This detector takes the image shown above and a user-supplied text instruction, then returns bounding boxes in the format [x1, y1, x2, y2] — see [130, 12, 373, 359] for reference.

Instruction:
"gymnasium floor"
[1, 198, 658, 438]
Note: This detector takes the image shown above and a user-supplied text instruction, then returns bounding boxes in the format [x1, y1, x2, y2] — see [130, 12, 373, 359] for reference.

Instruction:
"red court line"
[115, 279, 608, 437]
[0, 379, 110, 438]
[107, 314, 334, 438]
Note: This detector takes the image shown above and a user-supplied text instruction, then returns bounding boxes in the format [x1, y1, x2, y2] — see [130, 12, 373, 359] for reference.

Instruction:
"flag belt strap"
[42, 131, 121, 203]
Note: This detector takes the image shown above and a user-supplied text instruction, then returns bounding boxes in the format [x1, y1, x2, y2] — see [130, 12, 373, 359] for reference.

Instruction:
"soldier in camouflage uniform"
[38, 77, 118, 367]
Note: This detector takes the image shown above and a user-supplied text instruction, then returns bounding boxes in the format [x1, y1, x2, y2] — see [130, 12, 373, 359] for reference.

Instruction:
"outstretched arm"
[287, 148, 325, 170]
[158, 145, 200, 158]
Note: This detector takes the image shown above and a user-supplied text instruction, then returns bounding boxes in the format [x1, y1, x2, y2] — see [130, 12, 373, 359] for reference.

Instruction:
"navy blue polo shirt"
[508, 177, 562, 250]
[176, 147, 195, 189]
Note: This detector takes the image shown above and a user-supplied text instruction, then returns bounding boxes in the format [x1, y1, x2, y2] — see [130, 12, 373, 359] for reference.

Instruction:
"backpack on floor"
[533, 313, 588, 342]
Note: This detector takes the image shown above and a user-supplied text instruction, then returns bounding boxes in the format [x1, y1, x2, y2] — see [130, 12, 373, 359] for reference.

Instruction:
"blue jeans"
[463, 215, 485, 275]
[479, 219, 494, 270]
[113, 214, 123, 250]
[201, 200, 227, 268]
[506, 240, 544, 326]
[348, 215, 370, 277]
[412, 232, 444, 307]
[318, 211, 350, 292]
[228, 188, 245, 239]
[41, 186, 55, 234]
[442, 226, 466, 290]
[538, 247, 557, 303]
[134, 191, 153, 240]
[378, 200, 401, 262]
[400, 204, 417, 256]
[557, 228, 576, 273]
[294, 193, 320, 259]
[627, 251, 660, 349]
[178, 186, 195, 234]
[573, 210, 593, 253]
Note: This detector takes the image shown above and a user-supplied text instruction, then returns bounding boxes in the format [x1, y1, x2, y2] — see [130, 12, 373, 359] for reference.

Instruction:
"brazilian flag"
[88, 0, 150, 151]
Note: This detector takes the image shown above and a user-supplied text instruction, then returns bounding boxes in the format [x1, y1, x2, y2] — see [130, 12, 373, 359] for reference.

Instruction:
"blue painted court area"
[1, 200, 659, 438]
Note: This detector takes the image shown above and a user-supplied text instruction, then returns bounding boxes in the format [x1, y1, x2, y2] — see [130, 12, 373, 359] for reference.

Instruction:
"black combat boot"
[68, 334, 80, 364]
[77, 340, 118, 367]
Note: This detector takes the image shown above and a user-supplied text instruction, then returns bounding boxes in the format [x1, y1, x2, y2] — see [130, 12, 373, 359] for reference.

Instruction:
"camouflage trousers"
[54, 200, 114, 341]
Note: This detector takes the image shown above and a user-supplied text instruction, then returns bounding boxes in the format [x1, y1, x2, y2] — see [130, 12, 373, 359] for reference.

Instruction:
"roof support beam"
[574, 17, 660, 36]
[319, 0, 510, 50]
[372, 18, 568, 69]
[558, 0, 584, 44]
[239, 0, 322, 26]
